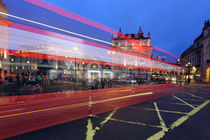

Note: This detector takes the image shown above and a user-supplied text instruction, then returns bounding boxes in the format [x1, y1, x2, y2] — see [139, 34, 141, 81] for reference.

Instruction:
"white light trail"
[0, 11, 115, 46]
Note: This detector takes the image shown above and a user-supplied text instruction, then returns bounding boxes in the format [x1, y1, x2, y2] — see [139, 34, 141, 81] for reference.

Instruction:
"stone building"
[180, 20, 210, 82]
[0, 0, 14, 76]
[112, 27, 152, 57]
[111, 27, 154, 80]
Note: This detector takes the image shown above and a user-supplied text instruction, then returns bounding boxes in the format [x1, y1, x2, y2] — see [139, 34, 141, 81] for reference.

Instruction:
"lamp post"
[176, 59, 180, 64]
[185, 62, 191, 83]
[128, 67, 132, 79]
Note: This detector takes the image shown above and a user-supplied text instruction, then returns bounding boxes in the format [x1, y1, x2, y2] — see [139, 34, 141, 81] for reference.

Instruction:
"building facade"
[0, 0, 14, 77]
[180, 20, 210, 82]
[112, 27, 152, 57]
[111, 27, 153, 80]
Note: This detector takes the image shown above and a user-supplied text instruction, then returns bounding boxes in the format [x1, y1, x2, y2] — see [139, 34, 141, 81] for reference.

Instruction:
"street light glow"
[73, 46, 79, 51]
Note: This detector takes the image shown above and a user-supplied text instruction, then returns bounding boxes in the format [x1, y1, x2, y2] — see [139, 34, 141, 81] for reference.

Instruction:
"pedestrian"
[16, 73, 20, 87]
[37, 74, 43, 86]
[0, 76, 3, 85]
[43, 75, 48, 86]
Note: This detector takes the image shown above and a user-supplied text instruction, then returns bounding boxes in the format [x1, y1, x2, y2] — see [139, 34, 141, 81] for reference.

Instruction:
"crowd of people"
[0, 72, 49, 88]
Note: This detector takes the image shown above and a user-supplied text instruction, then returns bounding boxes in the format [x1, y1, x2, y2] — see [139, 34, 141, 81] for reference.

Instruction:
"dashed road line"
[172, 95, 196, 109]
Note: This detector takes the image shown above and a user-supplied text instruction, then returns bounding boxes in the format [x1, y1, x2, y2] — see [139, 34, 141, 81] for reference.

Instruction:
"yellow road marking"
[147, 100, 209, 140]
[174, 98, 203, 102]
[141, 107, 188, 115]
[154, 102, 168, 132]
[147, 130, 165, 140]
[147, 102, 168, 140]
[95, 92, 153, 104]
[170, 103, 199, 107]
[110, 118, 162, 128]
[86, 118, 94, 140]
[0, 92, 153, 119]
[171, 96, 204, 102]
[94, 109, 117, 131]
[170, 100, 209, 129]
[0, 102, 87, 119]
[172, 95, 195, 109]
[86, 109, 117, 140]
[185, 93, 206, 100]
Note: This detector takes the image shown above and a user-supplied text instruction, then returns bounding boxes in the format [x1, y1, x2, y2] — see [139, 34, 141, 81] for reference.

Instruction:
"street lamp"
[185, 62, 192, 83]
[128, 67, 132, 79]
[176, 59, 180, 64]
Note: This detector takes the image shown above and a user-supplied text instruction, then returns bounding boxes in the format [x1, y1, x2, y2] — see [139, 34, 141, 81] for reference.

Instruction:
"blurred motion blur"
[0, 0, 184, 96]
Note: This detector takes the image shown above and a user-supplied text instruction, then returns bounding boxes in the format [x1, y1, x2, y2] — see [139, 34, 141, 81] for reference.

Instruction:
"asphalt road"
[5, 84, 210, 140]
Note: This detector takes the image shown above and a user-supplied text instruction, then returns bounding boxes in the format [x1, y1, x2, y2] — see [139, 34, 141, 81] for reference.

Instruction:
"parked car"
[117, 79, 137, 84]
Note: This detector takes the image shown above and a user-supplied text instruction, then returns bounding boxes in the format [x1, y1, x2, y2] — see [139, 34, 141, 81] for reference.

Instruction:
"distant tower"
[137, 26, 144, 37]
[117, 27, 122, 38]
[148, 32, 151, 38]
[119, 27, 122, 33]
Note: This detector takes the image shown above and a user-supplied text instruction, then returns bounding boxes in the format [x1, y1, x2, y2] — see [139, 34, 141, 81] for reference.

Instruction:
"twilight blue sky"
[36, 0, 210, 56]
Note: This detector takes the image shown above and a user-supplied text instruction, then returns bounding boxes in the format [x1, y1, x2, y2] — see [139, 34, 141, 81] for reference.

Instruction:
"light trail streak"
[0, 11, 114, 46]
[0, 11, 179, 62]
[24, 0, 180, 59]
[0, 92, 153, 119]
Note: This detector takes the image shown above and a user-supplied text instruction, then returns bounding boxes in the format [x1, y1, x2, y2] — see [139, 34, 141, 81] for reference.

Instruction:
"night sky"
[42, 0, 210, 56]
